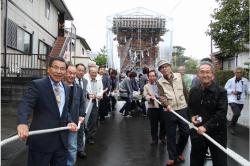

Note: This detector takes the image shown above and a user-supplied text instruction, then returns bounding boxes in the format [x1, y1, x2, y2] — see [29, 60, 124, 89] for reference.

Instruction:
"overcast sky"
[64, 0, 218, 60]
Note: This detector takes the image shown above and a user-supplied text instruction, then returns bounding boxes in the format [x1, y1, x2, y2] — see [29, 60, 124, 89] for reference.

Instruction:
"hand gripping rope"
[153, 98, 250, 166]
[1, 99, 93, 147]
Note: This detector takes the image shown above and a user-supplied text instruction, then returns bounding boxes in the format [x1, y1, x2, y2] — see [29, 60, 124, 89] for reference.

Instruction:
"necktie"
[54, 83, 61, 108]
[78, 78, 83, 89]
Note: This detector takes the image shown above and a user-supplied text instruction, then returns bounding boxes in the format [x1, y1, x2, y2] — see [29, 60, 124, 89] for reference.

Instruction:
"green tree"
[185, 59, 198, 74]
[172, 46, 187, 69]
[173, 46, 186, 57]
[94, 46, 108, 66]
[207, 0, 249, 58]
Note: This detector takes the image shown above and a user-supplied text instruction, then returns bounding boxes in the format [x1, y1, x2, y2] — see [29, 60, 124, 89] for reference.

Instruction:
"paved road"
[2, 101, 249, 166]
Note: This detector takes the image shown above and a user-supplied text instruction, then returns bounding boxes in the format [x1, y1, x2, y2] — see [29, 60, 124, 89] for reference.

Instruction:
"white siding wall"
[223, 52, 249, 70]
[75, 39, 88, 57]
[75, 39, 82, 56]
[1, 0, 6, 53]
[237, 52, 250, 68]
[7, 0, 58, 54]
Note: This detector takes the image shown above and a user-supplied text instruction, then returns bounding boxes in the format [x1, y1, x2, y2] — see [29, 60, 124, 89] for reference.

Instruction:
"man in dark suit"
[17, 56, 78, 166]
[98, 65, 111, 123]
[64, 64, 85, 166]
[75, 63, 88, 158]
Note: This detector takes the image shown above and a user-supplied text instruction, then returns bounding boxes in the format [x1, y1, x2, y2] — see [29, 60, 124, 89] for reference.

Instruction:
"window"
[82, 48, 85, 55]
[38, 40, 51, 60]
[7, 19, 32, 54]
[45, 0, 50, 19]
[71, 40, 75, 52]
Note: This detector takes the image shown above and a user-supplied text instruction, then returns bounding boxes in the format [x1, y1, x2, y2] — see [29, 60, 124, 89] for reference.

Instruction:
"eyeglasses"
[51, 66, 66, 72]
[199, 70, 213, 75]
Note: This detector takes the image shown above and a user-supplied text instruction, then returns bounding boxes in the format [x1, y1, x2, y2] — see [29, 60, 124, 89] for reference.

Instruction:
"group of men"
[125, 58, 249, 166]
[17, 57, 118, 166]
[16, 55, 249, 166]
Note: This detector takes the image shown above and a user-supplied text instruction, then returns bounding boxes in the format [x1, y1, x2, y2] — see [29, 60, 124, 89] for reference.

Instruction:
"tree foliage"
[173, 46, 186, 57]
[207, 0, 249, 58]
[172, 46, 187, 68]
[185, 59, 198, 74]
[94, 46, 108, 66]
[171, 45, 198, 73]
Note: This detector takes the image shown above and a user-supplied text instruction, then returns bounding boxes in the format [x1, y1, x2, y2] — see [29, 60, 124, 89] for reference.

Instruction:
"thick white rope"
[1, 122, 81, 147]
[1, 99, 93, 147]
[154, 98, 250, 166]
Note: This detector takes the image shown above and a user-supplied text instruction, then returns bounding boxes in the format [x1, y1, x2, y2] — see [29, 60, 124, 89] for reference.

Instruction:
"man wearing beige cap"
[156, 59, 189, 166]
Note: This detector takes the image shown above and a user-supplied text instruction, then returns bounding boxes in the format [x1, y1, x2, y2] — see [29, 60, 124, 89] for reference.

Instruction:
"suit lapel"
[45, 77, 60, 117]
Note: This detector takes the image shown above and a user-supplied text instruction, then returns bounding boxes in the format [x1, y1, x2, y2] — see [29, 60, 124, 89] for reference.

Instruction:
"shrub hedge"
[215, 70, 234, 87]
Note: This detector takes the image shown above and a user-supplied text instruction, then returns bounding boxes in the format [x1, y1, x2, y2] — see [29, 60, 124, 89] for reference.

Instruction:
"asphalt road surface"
[2, 101, 249, 166]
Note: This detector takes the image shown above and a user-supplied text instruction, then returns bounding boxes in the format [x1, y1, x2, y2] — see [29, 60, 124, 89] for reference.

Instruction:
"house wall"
[5, 0, 58, 54]
[75, 39, 90, 57]
[1, 0, 7, 54]
[75, 39, 82, 56]
[71, 56, 94, 68]
[237, 52, 249, 68]
[222, 52, 249, 70]
[222, 57, 235, 70]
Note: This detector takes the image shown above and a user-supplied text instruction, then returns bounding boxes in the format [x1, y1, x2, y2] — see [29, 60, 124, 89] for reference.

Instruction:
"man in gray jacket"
[139, 67, 149, 116]
[119, 72, 137, 117]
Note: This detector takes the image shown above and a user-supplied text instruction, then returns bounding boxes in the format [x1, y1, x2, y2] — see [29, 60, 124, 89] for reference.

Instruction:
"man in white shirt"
[85, 66, 103, 144]
[225, 67, 249, 135]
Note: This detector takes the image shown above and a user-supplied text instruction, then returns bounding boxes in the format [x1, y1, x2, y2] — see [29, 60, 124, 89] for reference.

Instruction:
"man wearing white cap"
[156, 59, 189, 166]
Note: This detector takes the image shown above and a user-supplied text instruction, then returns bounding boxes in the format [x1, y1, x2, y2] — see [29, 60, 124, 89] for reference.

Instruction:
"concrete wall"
[71, 56, 95, 69]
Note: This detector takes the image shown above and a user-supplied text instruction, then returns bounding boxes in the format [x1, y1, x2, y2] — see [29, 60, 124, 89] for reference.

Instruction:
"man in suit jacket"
[75, 63, 88, 158]
[64, 64, 85, 166]
[143, 70, 166, 145]
[17, 57, 77, 166]
[98, 65, 111, 123]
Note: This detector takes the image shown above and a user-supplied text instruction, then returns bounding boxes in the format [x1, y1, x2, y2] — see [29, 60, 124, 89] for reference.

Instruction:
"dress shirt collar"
[49, 77, 63, 88]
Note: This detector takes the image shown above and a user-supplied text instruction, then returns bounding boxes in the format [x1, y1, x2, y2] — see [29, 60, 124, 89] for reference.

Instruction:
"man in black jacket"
[188, 61, 228, 166]
[98, 65, 111, 123]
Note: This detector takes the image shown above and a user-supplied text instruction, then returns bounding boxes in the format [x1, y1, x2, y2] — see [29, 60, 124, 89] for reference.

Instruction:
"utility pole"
[210, 20, 213, 54]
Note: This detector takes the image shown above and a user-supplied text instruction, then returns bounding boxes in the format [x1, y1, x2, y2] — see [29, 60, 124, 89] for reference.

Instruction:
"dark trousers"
[28, 145, 67, 166]
[165, 107, 189, 160]
[141, 98, 147, 115]
[229, 103, 244, 127]
[119, 97, 132, 116]
[190, 129, 227, 166]
[148, 108, 166, 141]
[86, 103, 98, 141]
[77, 123, 85, 152]
[110, 95, 117, 110]
[99, 93, 110, 121]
